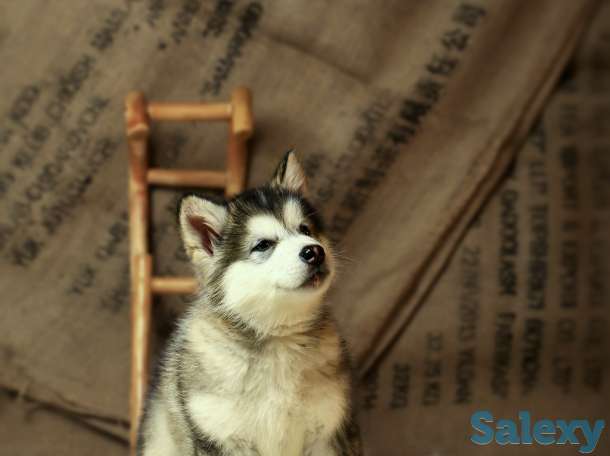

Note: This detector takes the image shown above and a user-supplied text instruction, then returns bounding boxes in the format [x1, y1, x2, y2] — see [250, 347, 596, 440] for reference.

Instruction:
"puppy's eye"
[252, 239, 275, 252]
[299, 224, 312, 236]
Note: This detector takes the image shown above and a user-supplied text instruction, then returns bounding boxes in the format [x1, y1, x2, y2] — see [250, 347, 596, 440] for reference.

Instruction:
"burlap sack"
[359, 3, 610, 453]
[0, 0, 599, 448]
[0, 390, 126, 455]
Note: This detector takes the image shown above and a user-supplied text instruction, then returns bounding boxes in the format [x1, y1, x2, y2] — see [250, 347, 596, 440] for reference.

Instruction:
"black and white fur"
[137, 152, 361, 456]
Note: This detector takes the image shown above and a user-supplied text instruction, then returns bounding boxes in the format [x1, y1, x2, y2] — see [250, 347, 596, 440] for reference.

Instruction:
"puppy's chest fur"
[183, 315, 348, 455]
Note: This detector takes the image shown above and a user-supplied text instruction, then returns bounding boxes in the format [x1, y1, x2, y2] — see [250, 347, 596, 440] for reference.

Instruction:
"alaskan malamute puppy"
[137, 151, 361, 455]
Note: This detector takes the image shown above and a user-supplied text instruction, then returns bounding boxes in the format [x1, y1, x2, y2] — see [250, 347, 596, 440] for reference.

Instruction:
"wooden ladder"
[124, 88, 253, 453]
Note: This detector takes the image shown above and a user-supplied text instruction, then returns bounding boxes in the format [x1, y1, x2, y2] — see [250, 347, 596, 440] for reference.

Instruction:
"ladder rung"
[147, 102, 231, 121]
[151, 276, 198, 295]
[147, 169, 226, 188]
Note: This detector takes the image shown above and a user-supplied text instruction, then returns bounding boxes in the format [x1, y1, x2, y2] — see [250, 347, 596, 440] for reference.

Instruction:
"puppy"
[137, 151, 361, 456]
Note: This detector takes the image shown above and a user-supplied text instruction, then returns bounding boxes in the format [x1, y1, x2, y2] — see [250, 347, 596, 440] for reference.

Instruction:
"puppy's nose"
[299, 244, 325, 266]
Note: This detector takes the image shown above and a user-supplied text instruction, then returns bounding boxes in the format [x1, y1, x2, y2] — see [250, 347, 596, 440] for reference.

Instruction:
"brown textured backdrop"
[0, 1, 608, 454]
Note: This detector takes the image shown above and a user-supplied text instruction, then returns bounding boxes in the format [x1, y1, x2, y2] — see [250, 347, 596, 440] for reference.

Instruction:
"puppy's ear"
[178, 194, 227, 262]
[271, 150, 308, 195]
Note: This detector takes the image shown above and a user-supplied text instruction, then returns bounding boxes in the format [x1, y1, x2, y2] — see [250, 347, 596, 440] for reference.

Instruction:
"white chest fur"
[186, 328, 347, 456]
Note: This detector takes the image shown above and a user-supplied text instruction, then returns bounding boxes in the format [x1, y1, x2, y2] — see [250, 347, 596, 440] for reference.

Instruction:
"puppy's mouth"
[300, 268, 329, 289]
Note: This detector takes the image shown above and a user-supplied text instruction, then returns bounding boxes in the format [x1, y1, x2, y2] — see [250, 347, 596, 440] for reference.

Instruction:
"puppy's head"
[178, 151, 335, 335]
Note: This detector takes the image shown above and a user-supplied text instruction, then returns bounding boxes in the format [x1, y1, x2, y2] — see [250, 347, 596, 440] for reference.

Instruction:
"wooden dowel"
[226, 127, 248, 197]
[126, 92, 150, 257]
[151, 276, 198, 295]
[129, 254, 152, 452]
[126, 93, 151, 455]
[125, 92, 150, 140]
[225, 87, 252, 196]
[231, 87, 253, 139]
[128, 142, 149, 258]
[147, 168, 226, 188]
[147, 102, 231, 121]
